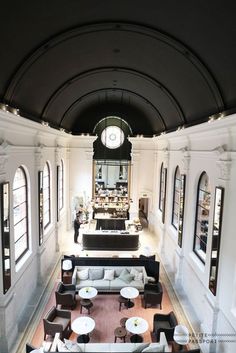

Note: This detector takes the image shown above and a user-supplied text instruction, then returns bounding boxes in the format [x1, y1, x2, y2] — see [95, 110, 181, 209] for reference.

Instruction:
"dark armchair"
[144, 282, 163, 309]
[153, 311, 178, 342]
[43, 306, 71, 340]
[55, 282, 77, 309]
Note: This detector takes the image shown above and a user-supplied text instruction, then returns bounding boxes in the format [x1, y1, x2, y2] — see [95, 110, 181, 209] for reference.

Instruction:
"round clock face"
[101, 126, 125, 149]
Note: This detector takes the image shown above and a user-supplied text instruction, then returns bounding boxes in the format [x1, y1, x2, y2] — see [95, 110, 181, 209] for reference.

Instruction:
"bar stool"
[118, 295, 128, 311]
[120, 317, 128, 327]
[80, 299, 93, 314]
[114, 326, 127, 343]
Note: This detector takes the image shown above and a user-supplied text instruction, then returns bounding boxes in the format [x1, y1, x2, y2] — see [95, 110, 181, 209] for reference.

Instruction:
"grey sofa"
[72, 265, 148, 292]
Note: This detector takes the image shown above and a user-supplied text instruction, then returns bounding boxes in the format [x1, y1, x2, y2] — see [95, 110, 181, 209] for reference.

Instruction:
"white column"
[129, 151, 140, 219]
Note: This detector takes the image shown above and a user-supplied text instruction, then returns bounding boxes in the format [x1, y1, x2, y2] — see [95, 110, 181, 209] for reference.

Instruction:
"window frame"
[171, 166, 181, 230]
[43, 162, 51, 229]
[193, 171, 211, 264]
[13, 166, 29, 264]
[159, 163, 167, 223]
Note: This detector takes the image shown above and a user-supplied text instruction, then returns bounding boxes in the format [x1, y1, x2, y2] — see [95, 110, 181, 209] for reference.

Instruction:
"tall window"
[59, 159, 64, 211]
[159, 162, 167, 223]
[43, 162, 51, 229]
[193, 172, 211, 263]
[172, 166, 181, 229]
[172, 167, 186, 247]
[13, 167, 29, 263]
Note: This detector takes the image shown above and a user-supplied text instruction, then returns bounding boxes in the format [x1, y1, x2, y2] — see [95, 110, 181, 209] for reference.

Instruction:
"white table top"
[71, 316, 95, 335]
[126, 317, 148, 335]
[79, 286, 98, 299]
[120, 286, 139, 299]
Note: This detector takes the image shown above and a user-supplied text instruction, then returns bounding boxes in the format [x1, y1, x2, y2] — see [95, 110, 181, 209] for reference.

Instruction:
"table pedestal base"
[126, 299, 135, 308]
[130, 334, 143, 343]
[77, 334, 90, 343]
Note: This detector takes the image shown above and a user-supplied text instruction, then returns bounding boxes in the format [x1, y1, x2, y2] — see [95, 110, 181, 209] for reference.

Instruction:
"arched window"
[193, 172, 211, 263]
[59, 159, 64, 211]
[172, 166, 181, 229]
[43, 162, 51, 229]
[13, 167, 29, 263]
[159, 162, 167, 223]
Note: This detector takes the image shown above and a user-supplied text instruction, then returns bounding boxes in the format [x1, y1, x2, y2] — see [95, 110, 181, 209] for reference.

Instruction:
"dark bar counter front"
[82, 230, 139, 251]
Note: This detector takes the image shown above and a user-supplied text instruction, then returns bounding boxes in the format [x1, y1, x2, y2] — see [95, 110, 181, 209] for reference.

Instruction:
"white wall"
[153, 114, 236, 353]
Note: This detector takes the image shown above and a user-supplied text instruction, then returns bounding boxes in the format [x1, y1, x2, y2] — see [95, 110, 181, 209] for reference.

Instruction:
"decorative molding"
[131, 151, 140, 162]
[0, 140, 10, 175]
[55, 146, 62, 165]
[163, 148, 169, 168]
[181, 147, 190, 173]
[35, 145, 44, 170]
[85, 149, 93, 161]
[216, 160, 231, 180]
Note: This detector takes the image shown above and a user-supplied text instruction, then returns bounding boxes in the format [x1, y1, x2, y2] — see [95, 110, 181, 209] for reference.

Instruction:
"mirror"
[209, 186, 224, 295]
[94, 161, 129, 192]
[1, 182, 11, 294]
[38, 171, 43, 245]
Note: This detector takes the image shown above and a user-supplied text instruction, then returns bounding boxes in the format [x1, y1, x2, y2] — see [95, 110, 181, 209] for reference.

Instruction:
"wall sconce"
[208, 116, 215, 123]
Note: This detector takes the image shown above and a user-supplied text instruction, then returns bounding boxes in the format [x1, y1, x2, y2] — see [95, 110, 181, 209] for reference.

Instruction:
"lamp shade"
[62, 259, 72, 271]
[174, 324, 189, 345]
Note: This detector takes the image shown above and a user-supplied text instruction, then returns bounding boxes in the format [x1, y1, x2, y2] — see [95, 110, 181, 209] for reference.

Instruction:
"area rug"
[31, 283, 174, 346]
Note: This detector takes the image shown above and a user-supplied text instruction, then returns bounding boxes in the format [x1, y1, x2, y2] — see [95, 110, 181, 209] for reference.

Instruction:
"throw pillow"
[64, 339, 82, 352]
[57, 339, 70, 352]
[142, 344, 165, 352]
[77, 268, 89, 280]
[30, 349, 44, 353]
[119, 268, 134, 283]
[130, 268, 143, 281]
[103, 269, 115, 280]
[89, 268, 104, 280]
[132, 343, 150, 352]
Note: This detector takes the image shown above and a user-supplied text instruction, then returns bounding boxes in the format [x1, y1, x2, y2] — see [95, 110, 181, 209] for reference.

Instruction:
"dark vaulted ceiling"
[1, 1, 236, 135]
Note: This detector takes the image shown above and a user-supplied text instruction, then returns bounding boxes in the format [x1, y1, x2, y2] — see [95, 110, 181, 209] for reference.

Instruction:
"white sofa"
[56, 332, 171, 352]
[72, 266, 148, 292]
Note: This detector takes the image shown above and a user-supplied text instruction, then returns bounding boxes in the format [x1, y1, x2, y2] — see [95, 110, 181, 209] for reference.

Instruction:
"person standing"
[74, 211, 82, 243]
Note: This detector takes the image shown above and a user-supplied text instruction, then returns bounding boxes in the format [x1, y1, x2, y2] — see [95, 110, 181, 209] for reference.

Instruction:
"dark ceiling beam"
[59, 87, 167, 131]
[41, 67, 185, 124]
[4, 22, 224, 113]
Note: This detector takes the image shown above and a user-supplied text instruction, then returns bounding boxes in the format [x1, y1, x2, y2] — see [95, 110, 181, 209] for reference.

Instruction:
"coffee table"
[125, 317, 148, 343]
[79, 286, 98, 299]
[120, 287, 139, 308]
[71, 316, 95, 343]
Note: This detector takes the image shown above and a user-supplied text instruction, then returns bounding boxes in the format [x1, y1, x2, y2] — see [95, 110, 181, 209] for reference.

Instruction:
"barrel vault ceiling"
[1, 1, 236, 136]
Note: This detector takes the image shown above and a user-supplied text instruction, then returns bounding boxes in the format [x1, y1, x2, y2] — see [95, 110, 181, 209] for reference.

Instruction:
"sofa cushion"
[104, 269, 115, 280]
[63, 339, 82, 352]
[53, 317, 70, 330]
[110, 278, 128, 290]
[77, 268, 89, 280]
[130, 268, 143, 281]
[142, 343, 165, 352]
[92, 279, 110, 289]
[83, 343, 110, 352]
[129, 280, 144, 290]
[89, 268, 104, 280]
[109, 343, 142, 352]
[131, 343, 150, 352]
[76, 280, 93, 289]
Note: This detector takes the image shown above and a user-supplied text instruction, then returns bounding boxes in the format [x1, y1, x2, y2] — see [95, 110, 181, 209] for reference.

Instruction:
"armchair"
[153, 311, 178, 342]
[55, 282, 77, 309]
[144, 282, 163, 309]
[43, 306, 71, 340]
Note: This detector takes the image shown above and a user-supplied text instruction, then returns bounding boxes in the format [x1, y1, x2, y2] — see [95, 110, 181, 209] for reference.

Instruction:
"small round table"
[79, 287, 98, 314]
[79, 286, 98, 299]
[71, 316, 95, 343]
[120, 287, 139, 308]
[125, 317, 148, 343]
